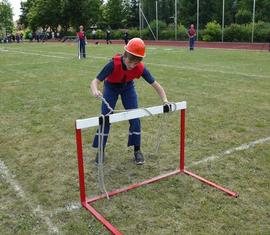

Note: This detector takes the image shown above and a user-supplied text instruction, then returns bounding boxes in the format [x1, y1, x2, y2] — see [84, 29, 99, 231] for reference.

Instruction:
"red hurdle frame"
[75, 108, 238, 235]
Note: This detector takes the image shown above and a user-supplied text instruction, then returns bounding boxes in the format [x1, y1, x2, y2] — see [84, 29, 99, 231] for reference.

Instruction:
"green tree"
[105, 0, 124, 29]
[122, 0, 139, 28]
[61, 0, 102, 31]
[19, 0, 36, 28]
[27, 0, 62, 31]
[0, 0, 13, 33]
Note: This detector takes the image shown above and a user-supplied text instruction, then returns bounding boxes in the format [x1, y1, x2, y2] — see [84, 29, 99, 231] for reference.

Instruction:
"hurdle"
[75, 101, 238, 234]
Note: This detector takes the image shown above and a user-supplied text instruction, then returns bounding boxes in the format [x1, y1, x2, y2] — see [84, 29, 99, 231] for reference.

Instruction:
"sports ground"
[0, 42, 270, 234]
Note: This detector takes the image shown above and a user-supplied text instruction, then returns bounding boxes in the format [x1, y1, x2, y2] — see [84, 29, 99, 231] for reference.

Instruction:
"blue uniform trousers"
[93, 81, 141, 148]
[80, 39, 86, 58]
[189, 37, 195, 50]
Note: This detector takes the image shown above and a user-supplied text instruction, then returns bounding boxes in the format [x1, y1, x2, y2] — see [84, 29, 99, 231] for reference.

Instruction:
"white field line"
[1, 49, 67, 59]
[146, 62, 270, 79]
[53, 136, 270, 214]
[190, 136, 270, 166]
[1, 61, 63, 66]
[0, 159, 59, 234]
[2, 48, 269, 79]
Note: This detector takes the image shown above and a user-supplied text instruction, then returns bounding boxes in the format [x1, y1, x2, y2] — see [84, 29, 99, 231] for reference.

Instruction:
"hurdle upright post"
[180, 109, 185, 171]
[75, 127, 86, 205]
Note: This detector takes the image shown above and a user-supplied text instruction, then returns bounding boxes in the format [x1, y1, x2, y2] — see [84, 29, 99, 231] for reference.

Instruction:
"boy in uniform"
[188, 24, 196, 50]
[90, 38, 169, 165]
[77, 25, 87, 58]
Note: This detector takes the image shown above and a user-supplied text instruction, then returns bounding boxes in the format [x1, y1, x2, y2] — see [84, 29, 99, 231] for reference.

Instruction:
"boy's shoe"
[95, 152, 105, 165]
[134, 150, 145, 165]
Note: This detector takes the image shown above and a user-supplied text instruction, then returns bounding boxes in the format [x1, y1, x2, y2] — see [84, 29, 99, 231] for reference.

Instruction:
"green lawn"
[0, 42, 270, 234]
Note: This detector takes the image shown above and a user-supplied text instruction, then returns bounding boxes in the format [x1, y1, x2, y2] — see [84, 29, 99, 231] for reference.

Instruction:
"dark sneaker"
[134, 150, 145, 165]
[95, 152, 105, 165]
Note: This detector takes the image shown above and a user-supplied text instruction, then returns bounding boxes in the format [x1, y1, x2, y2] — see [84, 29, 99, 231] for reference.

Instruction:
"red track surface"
[83, 39, 269, 51]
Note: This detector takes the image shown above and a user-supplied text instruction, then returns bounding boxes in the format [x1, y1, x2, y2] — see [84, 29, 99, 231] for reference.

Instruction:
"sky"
[9, 0, 23, 21]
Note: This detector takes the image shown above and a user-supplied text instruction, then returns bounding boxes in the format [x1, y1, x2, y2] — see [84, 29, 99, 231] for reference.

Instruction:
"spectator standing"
[124, 30, 129, 45]
[106, 29, 112, 44]
[188, 24, 196, 50]
[16, 33, 20, 43]
[28, 32, 33, 42]
[92, 29, 98, 45]
[77, 25, 87, 58]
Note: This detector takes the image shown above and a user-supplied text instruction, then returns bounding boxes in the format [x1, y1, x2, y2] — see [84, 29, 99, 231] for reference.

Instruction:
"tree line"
[1, 0, 269, 41]
[17, 0, 270, 31]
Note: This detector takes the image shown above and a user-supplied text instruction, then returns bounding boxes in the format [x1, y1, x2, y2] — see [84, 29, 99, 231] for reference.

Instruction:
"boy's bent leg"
[120, 85, 141, 147]
[127, 118, 141, 147]
[92, 83, 119, 149]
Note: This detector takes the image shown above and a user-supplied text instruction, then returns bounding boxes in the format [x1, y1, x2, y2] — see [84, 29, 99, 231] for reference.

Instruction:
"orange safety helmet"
[124, 38, 146, 57]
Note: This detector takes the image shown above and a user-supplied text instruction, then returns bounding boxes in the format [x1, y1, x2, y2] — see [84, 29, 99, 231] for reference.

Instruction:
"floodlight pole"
[156, 1, 158, 40]
[175, 0, 178, 40]
[251, 0, 256, 43]
[197, 0, 199, 40]
[139, 0, 142, 38]
[222, 0, 225, 42]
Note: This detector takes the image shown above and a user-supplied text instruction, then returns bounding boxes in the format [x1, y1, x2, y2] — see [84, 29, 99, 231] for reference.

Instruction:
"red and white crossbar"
[75, 101, 238, 235]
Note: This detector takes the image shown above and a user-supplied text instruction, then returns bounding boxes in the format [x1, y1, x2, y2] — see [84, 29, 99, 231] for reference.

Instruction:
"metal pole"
[180, 109, 185, 171]
[141, 0, 144, 29]
[156, 1, 158, 40]
[75, 128, 86, 204]
[251, 0, 256, 43]
[222, 0, 225, 42]
[197, 0, 199, 40]
[175, 0, 177, 40]
[139, 0, 142, 37]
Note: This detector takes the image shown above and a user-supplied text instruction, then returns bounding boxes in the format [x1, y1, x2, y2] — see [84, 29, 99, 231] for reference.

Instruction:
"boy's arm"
[151, 81, 168, 104]
[90, 78, 103, 98]
[90, 60, 114, 98]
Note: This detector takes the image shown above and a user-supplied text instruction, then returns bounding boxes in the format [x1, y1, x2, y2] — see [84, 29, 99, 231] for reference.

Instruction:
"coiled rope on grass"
[96, 96, 176, 199]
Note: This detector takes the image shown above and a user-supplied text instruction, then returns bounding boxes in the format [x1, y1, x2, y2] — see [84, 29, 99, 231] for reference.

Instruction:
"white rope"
[97, 114, 109, 199]
[95, 96, 177, 199]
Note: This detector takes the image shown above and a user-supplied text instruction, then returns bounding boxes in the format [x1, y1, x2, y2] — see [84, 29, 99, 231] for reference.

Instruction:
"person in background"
[90, 38, 169, 165]
[28, 31, 33, 42]
[77, 25, 87, 58]
[188, 24, 196, 50]
[124, 30, 129, 45]
[92, 28, 99, 45]
[106, 29, 112, 44]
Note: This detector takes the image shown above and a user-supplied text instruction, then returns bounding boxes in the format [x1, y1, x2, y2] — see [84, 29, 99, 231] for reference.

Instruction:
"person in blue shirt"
[90, 38, 169, 165]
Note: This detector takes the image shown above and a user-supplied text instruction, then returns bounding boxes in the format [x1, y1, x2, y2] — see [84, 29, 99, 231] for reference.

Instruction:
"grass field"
[0, 42, 270, 235]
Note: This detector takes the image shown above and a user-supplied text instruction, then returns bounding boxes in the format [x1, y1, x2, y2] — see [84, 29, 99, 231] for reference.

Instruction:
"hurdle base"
[82, 168, 238, 235]
[183, 169, 239, 197]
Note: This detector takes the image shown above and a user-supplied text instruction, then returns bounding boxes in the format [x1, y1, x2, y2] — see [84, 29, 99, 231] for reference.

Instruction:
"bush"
[127, 28, 140, 39]
[253, 21, 270, 42]
[159, 30, 175, 40]
[111, 30, 122, 40]
[178, 24, 188, 40]
[149, 20, 167, 32]
[236, 9, 252, 24]
[24, 29, 32, 40]
[202, 21, 221, 42]
[223, 24, 250, 42]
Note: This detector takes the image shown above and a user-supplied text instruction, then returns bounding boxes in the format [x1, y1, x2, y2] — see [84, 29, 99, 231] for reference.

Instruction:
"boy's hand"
[92, 89, 103, 98]
[163, 102, 171, 113]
